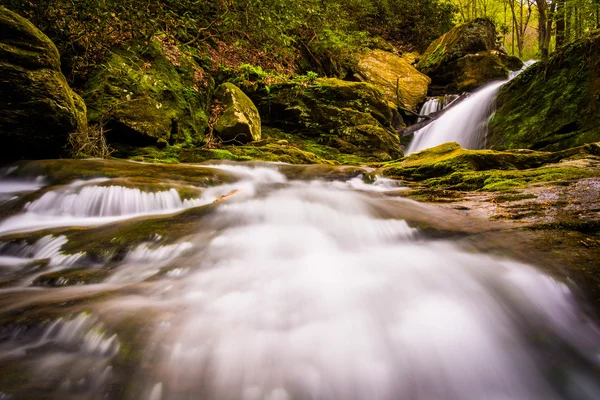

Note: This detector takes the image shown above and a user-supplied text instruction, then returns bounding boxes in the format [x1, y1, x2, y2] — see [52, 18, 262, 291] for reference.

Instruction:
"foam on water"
[124, 165, 600, 400]
[0, 313, 119, 397]
[0, 163, 599, 400]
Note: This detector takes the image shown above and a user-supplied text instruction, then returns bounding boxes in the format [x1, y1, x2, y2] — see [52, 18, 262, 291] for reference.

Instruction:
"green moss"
[0, 7, 87, 161]
[417, 19, 521, 92]
[83, 36, 213, 147]
[375, 142, 600, 191]
[214, 82, 261, 143]
[490, 32, 600, 151]
[428, 166, 597, 192]
[10, 158, 236, 186]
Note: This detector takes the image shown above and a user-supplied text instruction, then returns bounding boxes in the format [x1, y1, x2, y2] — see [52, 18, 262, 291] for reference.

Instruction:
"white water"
[408, 60, 537, 154]
[119, 164, 599, 400]
[417, 95, 459, 122]
[0, 235, 83, 268]
[0, 163, 599, 399]
[0, 180, 231, 235]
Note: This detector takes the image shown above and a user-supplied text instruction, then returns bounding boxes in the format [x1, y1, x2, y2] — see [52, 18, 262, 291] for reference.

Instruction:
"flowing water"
[408, 61, 537, 154]
[0, 160, 599, 400]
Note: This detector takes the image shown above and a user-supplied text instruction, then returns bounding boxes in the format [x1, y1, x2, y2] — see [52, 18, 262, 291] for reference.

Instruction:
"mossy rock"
[0, 6, 86, 162]
[9, 158, 236, 186]
[489, 32, 600, 151]
[374, 142, 600, 191]
[418, 18, 523, 93]
[83, 36, 213, 148]
[214, 83, 261, 143]
[354, 49, 430, 111]
[246, 78, 401, 161]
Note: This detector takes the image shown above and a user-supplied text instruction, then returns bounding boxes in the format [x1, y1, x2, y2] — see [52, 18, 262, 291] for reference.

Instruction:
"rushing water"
[0, 161, 599, 400]
[408, 61, 537, 154]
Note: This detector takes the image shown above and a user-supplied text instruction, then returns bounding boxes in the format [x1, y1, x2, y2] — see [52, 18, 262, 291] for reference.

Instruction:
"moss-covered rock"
[418, 19, 523, 93]
[214, 83, 261, 143]
[246, 78, 402, 161]
[354, 49, 430, 111]
[0, 6, 86, 162]
[374, 142, 600, 191]
[489, 32, 600, 151]
[83, 36, 213, 148]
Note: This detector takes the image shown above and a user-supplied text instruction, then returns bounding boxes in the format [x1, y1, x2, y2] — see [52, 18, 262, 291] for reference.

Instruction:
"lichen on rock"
[354, 49, 430, 111]
[213, 82, 261, 144]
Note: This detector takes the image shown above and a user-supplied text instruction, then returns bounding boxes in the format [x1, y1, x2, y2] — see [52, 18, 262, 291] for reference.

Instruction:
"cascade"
[408, 60, 537, 154]
[0, 162, 598, 400]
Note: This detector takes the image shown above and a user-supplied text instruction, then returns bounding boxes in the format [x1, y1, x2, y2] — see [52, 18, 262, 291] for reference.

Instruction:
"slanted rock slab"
[355, 49, 430, 111]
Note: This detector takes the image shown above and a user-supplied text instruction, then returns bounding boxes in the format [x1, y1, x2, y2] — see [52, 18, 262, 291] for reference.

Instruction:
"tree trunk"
[556, 0, 565, 47]
[536, 0, 556, 59]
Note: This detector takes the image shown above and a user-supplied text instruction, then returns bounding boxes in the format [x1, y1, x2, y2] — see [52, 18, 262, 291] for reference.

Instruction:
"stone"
[214, 83, 261, 143]
[354, 49, 430, 111]
[489, 32, 600, 151]
[0, 6, 86, 162]
[417, 18, 523, 93]
[83, 36, 213, 148]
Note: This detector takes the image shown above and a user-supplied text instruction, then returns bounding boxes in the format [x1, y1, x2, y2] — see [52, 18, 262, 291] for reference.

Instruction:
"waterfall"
[0, 182, 217, 234]
[408, 60, 537, 154]
[417, 98, 442, 122]
[417, 95, 460, 123]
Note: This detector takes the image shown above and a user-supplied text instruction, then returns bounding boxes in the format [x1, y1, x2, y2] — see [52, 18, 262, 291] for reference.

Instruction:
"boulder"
[489, 32, 600, 151]
[418, 19, 523, 93]
[83, 36, 213, 148]
[214, 83, 261, 143]
[247, 78, 402, 160]
[0, 6, 86, 162]
[354, 49, 430, 111]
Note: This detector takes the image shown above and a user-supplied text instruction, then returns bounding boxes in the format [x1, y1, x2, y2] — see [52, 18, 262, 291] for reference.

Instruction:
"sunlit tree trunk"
[536, 0, 556, 59]
[556, 0, 565, 47]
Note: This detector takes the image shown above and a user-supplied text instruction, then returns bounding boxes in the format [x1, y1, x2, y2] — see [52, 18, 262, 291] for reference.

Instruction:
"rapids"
[0, 161, 598, 400]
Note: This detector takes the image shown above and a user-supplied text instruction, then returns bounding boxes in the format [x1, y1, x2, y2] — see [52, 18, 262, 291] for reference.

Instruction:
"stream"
[0, 160, 599, 400]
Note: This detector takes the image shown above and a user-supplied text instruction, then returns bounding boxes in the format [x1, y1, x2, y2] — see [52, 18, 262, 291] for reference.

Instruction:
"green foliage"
[3, 0, 456, 83]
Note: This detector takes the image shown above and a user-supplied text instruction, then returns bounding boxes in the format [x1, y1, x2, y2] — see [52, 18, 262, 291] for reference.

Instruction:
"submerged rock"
[489, 32, 600, 151]
[0, 7, 86, 162]
[214, 83, 261, 143]
[83, 36, 213, 148]
[354, 49, 430, 111]
[418, 18, 523, 93]
[247, 78, 402, 161]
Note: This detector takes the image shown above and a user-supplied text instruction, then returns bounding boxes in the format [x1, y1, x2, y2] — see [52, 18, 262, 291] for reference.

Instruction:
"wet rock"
[354, 49, 430, 111]
[83, 36, 213, 148]
[489, 32, 600, 151]
[214, 83, 261, 143]
[0, 7, 86, 162]
[417, 18, 523, 93]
